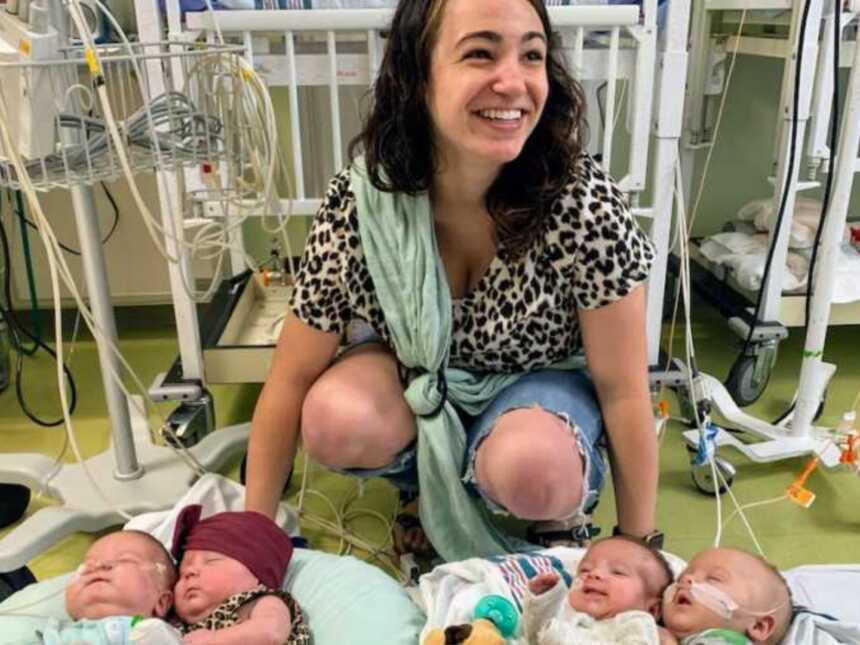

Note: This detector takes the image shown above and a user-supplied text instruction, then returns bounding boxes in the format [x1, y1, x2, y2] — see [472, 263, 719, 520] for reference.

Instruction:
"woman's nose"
[491, 59, 527, 96]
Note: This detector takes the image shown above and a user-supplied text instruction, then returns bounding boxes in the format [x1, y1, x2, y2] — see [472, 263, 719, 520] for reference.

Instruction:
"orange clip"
[657, 400, 670, 419]
[260, 269, 271, 287]
[787, 457, 819, 508]
[840, 434, 859, 465]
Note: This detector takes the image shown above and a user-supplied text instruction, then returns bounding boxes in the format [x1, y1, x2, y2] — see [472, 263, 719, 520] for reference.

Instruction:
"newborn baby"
[523, 536, 675, 644]
[662, 547, 793, 645]
[171, 504, 311, 645]
[40, 529, 180, 644]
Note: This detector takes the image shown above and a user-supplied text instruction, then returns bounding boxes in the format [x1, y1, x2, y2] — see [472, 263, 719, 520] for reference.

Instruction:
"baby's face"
[568, 539, 662, 620]
[663, 548, 769, 638]
[65, 532, 172, 620]
[174, 549, 260, 624]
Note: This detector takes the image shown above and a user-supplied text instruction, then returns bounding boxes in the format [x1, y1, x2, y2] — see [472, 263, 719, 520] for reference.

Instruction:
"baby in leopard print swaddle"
[170, 504, 311, 645]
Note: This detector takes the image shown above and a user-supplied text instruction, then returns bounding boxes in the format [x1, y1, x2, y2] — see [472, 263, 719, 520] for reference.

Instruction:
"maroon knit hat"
[171, 504, 294, 589]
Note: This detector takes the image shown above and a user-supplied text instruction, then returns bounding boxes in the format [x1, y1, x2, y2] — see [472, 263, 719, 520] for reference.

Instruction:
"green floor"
[1, 301, 859, 583]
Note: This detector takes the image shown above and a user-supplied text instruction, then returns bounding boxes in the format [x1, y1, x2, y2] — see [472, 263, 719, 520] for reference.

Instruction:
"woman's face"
[426, 0, 549, 172]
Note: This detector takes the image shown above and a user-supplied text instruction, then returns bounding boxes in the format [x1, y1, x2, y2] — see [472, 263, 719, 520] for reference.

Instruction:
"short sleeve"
[289, 170, 355, 334]
[568, 158, 655, 310]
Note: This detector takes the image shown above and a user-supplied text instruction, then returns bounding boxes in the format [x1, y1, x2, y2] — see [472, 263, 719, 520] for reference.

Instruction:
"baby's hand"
[182, 629, 219, 644]
[527, 571, 560, 595]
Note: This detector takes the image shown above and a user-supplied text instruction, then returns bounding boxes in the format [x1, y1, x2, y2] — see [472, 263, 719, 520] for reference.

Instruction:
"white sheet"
[698, 231, 860, 303]
[784, 565, 860, 624]
[123, 472, 301, 542]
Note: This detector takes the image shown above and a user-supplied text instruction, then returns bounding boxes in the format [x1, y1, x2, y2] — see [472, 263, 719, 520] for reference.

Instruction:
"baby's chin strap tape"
[664, 582, 787, 620]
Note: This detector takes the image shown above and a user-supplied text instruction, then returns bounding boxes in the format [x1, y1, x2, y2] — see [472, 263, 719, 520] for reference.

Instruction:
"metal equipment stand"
[679, 1, 860, 479]
[0, 2, 250, 573]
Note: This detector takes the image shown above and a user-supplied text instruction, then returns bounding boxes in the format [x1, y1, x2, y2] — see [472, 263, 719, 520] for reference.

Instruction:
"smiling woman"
[245, 0, 660, 563]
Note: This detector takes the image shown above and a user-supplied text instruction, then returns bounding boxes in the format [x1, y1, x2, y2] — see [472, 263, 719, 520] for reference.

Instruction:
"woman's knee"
[474, 407, 585, 521]
[300, 365, 415, 469]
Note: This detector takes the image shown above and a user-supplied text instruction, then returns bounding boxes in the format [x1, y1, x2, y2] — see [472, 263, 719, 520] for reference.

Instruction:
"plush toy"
[423, 618, 507, 645]
[423, 595, 518, 645]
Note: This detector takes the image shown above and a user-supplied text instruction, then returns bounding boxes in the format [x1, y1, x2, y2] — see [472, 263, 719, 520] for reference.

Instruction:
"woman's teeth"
[478, 109, 522, 121]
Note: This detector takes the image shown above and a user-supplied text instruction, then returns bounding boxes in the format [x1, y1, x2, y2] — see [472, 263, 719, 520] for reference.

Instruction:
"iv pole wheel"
[0, 484, 30, 529]
[725, 352, 772, 407]
[690, 455, 736, 496]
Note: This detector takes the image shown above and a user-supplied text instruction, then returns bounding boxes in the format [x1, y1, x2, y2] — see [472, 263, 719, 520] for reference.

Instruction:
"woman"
[245, 0, 661, 557]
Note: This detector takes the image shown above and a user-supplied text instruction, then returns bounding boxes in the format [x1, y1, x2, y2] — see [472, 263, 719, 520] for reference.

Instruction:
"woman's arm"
[245, 313, 340, 518]
[578, 285, 658, 538]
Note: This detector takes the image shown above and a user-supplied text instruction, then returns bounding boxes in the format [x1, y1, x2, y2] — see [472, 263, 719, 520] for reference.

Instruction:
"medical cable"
[683, 10, 747, 239]
[72, 0, 283, 292]
[713, 461, 765, 556]
[54, 1, 386, 550]
[772, 3, 843, 426]
[0, 1, 272, 521]
[662, 7, 749, 369]
[0, 211, 79, 426]
[738, 0, 813, 361]
[0, 79, 207, 517]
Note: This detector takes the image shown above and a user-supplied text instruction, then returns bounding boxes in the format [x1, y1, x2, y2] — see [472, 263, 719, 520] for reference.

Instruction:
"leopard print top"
[290, 154, 655, 373]
[180, 585, 311, 645]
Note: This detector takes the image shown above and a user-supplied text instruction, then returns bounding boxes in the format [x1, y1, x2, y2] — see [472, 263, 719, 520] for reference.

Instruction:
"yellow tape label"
[19, 39, 32, 57]
[84, 48, 101, 75]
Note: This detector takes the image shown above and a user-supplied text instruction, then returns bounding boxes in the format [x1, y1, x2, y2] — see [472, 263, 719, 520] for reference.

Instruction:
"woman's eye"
[464, 49, 492, 60]
[525, 50, 545, 62]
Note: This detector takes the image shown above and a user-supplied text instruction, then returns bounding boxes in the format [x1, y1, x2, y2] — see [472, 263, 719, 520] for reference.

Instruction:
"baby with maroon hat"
[171, 504, 311, 645]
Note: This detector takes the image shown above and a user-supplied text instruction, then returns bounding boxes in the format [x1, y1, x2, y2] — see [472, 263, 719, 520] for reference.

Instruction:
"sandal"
[526, 514, 601, 549]
[392, 491, 437, 559]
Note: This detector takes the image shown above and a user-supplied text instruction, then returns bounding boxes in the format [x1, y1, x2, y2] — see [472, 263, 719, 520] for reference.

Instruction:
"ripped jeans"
[337, 368, 607, 520]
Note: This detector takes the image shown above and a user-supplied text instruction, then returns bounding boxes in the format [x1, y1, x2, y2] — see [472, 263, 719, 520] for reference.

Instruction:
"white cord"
[684, 10, 748, 238]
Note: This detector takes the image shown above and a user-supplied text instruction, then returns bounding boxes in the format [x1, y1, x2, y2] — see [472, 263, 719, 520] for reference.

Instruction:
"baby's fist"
[527, 571, 560, 595]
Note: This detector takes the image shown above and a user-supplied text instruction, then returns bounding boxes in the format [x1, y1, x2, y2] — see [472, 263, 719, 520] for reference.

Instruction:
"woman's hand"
[527, 571, 560, 595]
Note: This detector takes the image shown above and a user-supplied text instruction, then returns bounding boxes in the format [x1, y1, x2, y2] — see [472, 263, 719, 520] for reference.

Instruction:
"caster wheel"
[239, 454, 294, 493]
[690, 455, 736, 496]
[0, 484, 30, 529]
[725, 354, 771, 407]
[0, 566, 36, 602]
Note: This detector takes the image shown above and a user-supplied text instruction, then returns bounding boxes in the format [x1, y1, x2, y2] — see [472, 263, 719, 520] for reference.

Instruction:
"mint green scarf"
[351, 161, 578, 561]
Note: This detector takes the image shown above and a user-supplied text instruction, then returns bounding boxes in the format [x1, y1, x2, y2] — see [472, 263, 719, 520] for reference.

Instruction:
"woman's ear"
[746, 614, 776, 643]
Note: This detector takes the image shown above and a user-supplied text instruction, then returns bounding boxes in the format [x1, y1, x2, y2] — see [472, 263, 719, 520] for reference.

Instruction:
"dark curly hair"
[348, 0, 588, 258]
